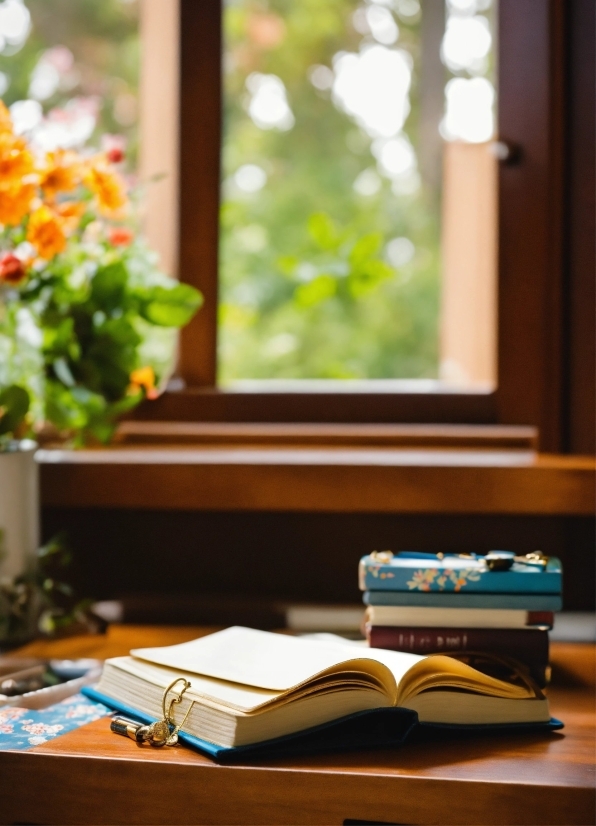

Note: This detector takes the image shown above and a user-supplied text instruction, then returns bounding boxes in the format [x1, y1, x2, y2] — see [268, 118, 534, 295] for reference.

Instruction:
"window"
[219, 0, 497, 387]
[141, 0, 574, 452]
[6, 0, 588, 451]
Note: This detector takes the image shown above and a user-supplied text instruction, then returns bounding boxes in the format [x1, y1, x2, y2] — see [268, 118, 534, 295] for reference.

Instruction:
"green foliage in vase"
[0, 385, 30, 444]
[1, 230, 202, 444]
[0, 99, 202, 445]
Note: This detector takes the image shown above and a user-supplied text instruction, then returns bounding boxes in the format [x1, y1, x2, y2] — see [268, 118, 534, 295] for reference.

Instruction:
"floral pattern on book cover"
[407, 568, 482, 592]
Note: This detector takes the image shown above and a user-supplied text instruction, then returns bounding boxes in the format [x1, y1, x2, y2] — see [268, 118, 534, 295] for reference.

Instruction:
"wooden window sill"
[37, 425, 595, 515]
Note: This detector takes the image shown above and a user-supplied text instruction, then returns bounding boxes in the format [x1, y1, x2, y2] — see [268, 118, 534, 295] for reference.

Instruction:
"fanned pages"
[94, 626, 550, 748]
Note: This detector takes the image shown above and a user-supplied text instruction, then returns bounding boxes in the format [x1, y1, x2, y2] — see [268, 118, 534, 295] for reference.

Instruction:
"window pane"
[219, 0, 497, 384]
[0, 0, 139, 166]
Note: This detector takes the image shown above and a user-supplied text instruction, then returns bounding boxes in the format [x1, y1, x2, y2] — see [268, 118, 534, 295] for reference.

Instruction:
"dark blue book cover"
[363, 590, 563, 610]
[82, 687, 563, 764]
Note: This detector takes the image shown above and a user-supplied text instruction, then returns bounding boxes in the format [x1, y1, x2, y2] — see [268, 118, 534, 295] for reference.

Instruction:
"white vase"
[0, 440, 39, 580]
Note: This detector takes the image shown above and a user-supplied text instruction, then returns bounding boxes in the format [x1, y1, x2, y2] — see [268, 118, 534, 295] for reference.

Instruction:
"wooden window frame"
[134, 0, 591, 453]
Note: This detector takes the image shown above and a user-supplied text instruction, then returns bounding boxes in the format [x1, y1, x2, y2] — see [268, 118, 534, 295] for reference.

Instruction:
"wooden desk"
[1, 626, 594, 826]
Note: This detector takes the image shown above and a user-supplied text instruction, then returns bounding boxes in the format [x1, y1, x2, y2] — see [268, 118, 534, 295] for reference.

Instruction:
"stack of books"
[359, 551, 563, 687]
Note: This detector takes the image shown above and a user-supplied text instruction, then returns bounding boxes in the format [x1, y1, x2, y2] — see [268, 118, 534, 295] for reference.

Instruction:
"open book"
[90, 627, 551, 751]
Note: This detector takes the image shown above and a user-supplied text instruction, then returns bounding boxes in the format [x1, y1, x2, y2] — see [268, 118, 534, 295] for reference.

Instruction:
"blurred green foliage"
[0, 384, 29, 439]
[0, 0, 205, 445]
[220, 0, 441, 380]
[1, 221, 202, 444]
[1, 0, 442, 384]
[10, 233, 201, 444]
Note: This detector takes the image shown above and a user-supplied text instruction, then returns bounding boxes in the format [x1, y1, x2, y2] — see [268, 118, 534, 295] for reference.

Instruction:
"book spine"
[360, 562, 561, 594]
[365, 607, 554, 629]
[367, 626, 550, 687]
[363, 591, 563, 611]
[368, 626, 548, 660]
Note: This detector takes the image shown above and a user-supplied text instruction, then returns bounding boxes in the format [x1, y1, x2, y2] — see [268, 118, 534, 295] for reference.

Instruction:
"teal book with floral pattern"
[359, 552, 562, 595]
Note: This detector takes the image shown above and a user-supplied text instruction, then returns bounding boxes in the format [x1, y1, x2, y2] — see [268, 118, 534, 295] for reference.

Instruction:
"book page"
[106, 656, 284, 713]
[132, 626, 422, 693]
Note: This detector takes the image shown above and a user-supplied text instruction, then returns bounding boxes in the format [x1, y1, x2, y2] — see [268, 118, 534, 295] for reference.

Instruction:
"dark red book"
[367, 625, 550, 687]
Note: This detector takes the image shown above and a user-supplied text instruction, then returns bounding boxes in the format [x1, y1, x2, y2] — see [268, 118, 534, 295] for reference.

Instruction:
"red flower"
[106, 146, 125, 164]
[109, 226, 134, 247]
[0, 252, 26, 285]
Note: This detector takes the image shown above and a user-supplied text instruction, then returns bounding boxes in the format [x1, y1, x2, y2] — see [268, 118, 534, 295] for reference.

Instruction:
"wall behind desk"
[42, 509, 595, 614]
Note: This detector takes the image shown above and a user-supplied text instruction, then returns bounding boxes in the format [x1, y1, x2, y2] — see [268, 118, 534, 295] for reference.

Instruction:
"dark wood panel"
[497, 0, 566, 450]
[565, 0, 596, 453]
[0, 634, 593, 826]
[177, 0, 221, 386]
[133, 386, 498, 424]
[115, 421, 537, 449]
[38, 449, 595, 515]
[41, 509, 596, 609]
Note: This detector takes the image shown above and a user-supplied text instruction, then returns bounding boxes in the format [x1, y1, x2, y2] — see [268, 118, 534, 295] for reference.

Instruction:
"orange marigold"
[84, 165, 126, 215]
[0, 132, 34, 183]
[55, 200, 85, 233]
[0, 182, 36, 226]
[0, 101, 13, 134]
[39, 150, 81, 200]
[128, 366, 158, 399]
[27, 205, 67, 260]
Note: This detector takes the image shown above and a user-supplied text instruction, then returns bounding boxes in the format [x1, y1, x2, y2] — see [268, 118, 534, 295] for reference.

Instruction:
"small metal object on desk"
[110, 677, 196, 748]
[110, 717, 148, 743]
[485, 551, 549, 572]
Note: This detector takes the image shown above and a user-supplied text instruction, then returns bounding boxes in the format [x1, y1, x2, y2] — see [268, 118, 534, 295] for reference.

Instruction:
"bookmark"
[110, 677, 196, 747]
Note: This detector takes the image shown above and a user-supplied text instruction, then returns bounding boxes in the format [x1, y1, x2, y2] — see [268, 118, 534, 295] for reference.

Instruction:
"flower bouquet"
[0, 98, 202, 446]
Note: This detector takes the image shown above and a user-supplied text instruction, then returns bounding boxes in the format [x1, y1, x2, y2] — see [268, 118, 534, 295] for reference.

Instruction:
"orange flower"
[39, 150, 81, 200]
[0, 182, 36, 226]
[108, 226, 133, 247]
[0, 252, 27, 285]
[0, 101, 13, 134]
[27, 205, 67, 260]
[84, 165, 126, 215]
[55, 200, 85, 233]
[128, 366, 158, 399]
[0, 132, 34, 183]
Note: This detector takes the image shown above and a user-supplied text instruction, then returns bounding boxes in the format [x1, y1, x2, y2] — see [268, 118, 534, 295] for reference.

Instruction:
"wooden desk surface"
[1, 626, 594, 826]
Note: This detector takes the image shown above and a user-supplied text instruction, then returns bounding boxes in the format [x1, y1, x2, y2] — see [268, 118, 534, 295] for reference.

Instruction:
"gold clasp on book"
[485, 551, 549, 572]
[161, 677, 196, 746]
[370, 550, 394, 563]
[110, 677, 196, 748]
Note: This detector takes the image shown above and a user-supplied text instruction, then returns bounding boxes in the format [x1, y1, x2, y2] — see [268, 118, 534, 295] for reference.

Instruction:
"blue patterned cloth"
[0, 693, 111, 750]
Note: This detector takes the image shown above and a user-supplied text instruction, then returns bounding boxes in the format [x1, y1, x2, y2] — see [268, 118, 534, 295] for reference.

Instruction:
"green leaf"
[139, 283, 203, 327]
[294, 274, 337, 308]
[348, 232, 383, 268]
[107, 391, 143, 418]
[37, 532, 72, 569]
[91, 262, 129, 312]
[0, 385, 30, 436]
[43, 317, 77, 360]
[307, 213, 340, 251]
[348, 259, 394, 298]
[45, 381, 89, 431]
[277, 255, 299, 276]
